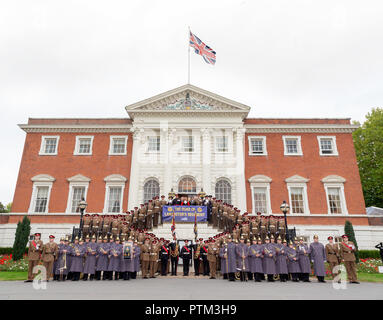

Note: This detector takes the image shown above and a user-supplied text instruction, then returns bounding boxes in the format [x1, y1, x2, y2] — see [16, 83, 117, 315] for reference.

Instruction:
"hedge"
[0, 247, 28, 255]
[358, 250, 381, 260]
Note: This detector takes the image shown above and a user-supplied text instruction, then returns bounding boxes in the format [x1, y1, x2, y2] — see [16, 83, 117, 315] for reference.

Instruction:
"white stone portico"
[126, 84, 250, 211]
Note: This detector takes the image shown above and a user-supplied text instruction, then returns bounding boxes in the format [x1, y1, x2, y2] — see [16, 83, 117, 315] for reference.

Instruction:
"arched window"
[215, 179, 232, 204]
[143, 179, 160, 203]
[178, 177, 196, 193]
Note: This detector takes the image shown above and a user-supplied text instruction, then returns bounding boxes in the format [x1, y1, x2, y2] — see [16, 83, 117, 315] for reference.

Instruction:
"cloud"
[0, 0, 382, 203]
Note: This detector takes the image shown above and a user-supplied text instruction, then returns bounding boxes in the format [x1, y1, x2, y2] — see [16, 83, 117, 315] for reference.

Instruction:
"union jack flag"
[189, 31, 216, 65]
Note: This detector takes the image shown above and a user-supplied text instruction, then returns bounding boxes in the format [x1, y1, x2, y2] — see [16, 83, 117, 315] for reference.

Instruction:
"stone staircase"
[152, 222, 220, 241]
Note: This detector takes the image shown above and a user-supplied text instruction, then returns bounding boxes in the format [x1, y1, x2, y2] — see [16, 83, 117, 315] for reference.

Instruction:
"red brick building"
[1, 85, 381, 248]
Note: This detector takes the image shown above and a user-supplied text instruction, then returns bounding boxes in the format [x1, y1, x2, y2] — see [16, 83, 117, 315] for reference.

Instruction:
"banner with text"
[162, 206, 207, 222]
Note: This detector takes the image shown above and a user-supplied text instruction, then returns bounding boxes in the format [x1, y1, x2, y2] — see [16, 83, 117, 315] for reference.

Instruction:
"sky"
[0, 0, 382, 205]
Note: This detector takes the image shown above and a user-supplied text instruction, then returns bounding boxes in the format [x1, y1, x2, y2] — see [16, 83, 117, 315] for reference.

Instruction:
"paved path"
[1, 278, 383, 300]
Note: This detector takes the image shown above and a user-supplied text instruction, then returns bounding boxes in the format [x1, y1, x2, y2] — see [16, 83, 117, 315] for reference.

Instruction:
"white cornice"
[245, 124, 359, 133]
[18, 124, 133, 133]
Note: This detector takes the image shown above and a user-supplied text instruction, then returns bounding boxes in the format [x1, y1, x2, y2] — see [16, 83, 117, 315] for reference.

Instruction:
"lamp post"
[280, 200, 290, 242]
[78, 198, 88, 238]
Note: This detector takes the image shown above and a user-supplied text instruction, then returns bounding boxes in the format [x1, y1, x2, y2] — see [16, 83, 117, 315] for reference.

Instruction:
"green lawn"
[356, 273, 383, 282]
[321, 272, 383, 283]
[0, 271, 28, 281]
[1, 271, 383, 282]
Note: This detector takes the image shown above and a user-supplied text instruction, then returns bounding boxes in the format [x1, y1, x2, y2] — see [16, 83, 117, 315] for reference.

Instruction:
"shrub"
[12, 215, 31, 261]
[359, 250, 381, 260]
[0, 247, 28, 255]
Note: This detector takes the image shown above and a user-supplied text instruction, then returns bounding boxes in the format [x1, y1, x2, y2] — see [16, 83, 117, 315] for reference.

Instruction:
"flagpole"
[188, 26, 191, 84]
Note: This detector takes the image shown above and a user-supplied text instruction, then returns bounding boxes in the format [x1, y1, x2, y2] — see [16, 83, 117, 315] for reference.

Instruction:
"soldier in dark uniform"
[169, 239, 179, 276]
[180, 240, 192, 276]
[172, 194, 182, 205]
[159, 240, 169, 276]
[201, 240, 209, 276]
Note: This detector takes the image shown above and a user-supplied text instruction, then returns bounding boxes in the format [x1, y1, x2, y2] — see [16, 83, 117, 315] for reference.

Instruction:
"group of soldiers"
[25, 230, 359, 284]
[78, 192, 287, 244]
[24, 190, 359, 284]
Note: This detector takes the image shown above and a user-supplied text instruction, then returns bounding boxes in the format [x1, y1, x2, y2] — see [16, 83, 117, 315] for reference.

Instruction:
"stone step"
[152, 222, 220, 241]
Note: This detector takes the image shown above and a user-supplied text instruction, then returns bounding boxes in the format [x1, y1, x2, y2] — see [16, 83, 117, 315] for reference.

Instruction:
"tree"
[12, 215, 31, 261]
[353, 107, 383, 208]
[344, 220, 359, 263]
[6, 202, 12, 212]
[0, 202, 7, 213]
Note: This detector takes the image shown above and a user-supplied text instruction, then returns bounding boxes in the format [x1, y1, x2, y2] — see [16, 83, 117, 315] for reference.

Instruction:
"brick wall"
[11, 131, 133, 214]
[244, 129, 366, 221]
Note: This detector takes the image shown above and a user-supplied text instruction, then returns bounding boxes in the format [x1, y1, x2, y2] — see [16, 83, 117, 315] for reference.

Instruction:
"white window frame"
[324, 183, 348, 215]
[65, 182, 89, 214]
[180, 136, 195, 153]
[248, 136, 267, 156]
[28, 182, 53, 214]
[74, 136, 94, 155]
[109, 135, 128, 155]
[146, 135, 161, 153]
[317, 136, 338, 156]
[250, 183, 272, 214]
[39, 136, 60, 156]
[103, 182, 125, 213]
[283, 136, 303, 156]
[215, 135, 229, 153]
[287, 183, 310, 214]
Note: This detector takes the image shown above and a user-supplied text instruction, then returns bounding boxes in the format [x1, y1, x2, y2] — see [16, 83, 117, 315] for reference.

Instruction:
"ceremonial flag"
[170, 209, 176, 240]
[193, 212, 198, 241]
[189, 30, 216, 65]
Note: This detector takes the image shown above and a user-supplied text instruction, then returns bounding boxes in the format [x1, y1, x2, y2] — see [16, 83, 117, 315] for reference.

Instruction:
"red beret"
[328, 236, 333, 240]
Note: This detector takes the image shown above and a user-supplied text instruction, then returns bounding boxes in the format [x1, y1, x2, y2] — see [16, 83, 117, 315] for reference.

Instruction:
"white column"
[201, 128, 211, 195]
[235, 128, 247, 212]
[162, 128, 174, 194]
[127, 127, 143, 210]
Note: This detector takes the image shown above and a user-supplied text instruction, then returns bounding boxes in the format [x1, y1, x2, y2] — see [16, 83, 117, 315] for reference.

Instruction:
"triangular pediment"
[125, 84, 250, 118]
[67, 174, 91, 182]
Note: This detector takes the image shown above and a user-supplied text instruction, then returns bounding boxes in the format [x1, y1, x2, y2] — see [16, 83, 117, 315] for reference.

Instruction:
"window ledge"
[319, 153, 339, 157]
